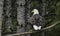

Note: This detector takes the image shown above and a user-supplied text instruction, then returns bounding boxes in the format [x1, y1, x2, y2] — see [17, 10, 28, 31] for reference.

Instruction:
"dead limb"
[6, 21, 60, 36]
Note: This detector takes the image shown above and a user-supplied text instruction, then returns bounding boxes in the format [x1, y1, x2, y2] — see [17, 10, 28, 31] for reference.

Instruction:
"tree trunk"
[4, 0, 12, 33]
[17, 0, 25, 36]
[2, 0, 12, 36]
[42, 0, 46, 16]
[0, 0, 4, 36]
[25, 0, 31, 36]
[41, 0, 46, 36]
[17, 0, 31, 36]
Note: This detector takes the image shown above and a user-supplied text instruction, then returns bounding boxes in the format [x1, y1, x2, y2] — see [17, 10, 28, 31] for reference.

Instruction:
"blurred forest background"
[0, 0, 60, 36]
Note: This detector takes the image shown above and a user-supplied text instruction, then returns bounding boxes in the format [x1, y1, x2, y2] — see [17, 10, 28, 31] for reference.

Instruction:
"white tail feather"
[33, 25, 42, 30]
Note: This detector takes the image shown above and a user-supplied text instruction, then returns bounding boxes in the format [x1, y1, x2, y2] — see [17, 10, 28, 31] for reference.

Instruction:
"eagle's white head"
[32, 9, 39, 15]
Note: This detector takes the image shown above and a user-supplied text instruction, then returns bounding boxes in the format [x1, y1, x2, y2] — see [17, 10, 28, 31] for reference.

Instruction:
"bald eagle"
[28, 9, 45, 30]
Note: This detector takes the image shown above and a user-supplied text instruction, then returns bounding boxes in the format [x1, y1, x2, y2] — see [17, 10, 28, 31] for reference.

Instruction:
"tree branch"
[6, 21, 60, 36]
[41, 21, 60, 30]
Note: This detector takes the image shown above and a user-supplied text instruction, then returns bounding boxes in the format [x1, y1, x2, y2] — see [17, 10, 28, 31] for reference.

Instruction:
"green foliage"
[30, 0, 60, 36]
[30, 1, 40, 9]
[46, 1, 60, 36]
[56, 2, 60, 20]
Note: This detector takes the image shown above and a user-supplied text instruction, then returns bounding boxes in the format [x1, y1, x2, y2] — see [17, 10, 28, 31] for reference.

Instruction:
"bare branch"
[6, 21, 60, 36]
[41, 21, 60, 30]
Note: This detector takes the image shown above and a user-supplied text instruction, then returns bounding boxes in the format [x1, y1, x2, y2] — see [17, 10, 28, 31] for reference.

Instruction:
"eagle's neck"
[33, 11, 39, 15]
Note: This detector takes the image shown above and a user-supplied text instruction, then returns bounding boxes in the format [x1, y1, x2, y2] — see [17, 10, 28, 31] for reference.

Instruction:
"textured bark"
[17, 0, 25, 36]
[41, 0, 46, 36]
[25, 0, 31, 36]
[4, 0, 12, 33]
[0, 0, 4, 36]
[2, 0, 12, 35]
[17, 0, 31, 36]
[42, 0, 46, 16]
[3, 0, 17, 36]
